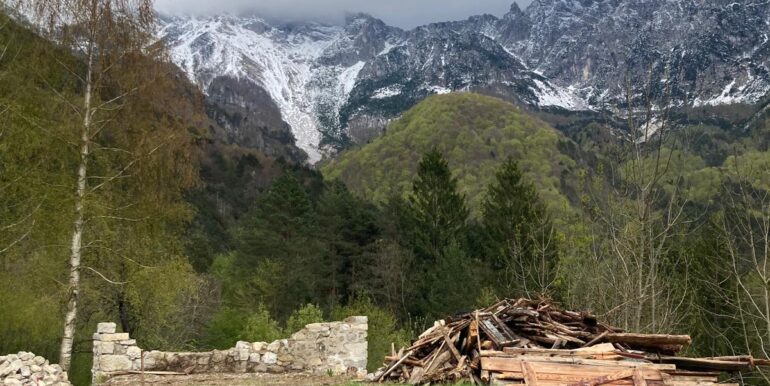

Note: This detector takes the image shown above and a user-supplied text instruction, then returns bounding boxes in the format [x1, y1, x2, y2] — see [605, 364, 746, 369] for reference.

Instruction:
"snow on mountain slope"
[159, 15, 377, 162]
[158, 12, 582, 160]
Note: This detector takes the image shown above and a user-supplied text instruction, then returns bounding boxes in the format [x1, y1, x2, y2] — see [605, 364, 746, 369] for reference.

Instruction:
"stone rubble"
[0, 352, 70, 386]
[92, 317, 368, 385]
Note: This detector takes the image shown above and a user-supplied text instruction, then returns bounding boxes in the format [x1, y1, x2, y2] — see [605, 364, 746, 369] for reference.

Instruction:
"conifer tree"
[482, 158, 557, 297]
[404, 149, 469, 262]
[232, 172, 324, 319]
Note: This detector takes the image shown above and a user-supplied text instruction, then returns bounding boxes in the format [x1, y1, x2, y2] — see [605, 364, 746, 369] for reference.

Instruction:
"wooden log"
[584, 331, 609, 347]
[604, 333, 691, 347]
[703, 355, 770, 366]
[407, 366, 425, 384]
[377, 350, 413, 382]
[384, 355, 423, 367]
[501, 347, 619, 358]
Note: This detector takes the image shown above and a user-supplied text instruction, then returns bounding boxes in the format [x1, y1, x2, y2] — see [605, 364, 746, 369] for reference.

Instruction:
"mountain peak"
[344, 12, 379, 26]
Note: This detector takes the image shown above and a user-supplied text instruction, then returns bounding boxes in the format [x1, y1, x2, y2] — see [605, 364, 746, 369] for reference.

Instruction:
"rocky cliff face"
[158, 0, 770, 161]
[500, 0, 770, 108]
[205, 76, 308, 163]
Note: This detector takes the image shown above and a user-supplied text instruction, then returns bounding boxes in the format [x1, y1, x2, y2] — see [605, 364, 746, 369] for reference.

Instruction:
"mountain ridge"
[158, 0, 770, 162]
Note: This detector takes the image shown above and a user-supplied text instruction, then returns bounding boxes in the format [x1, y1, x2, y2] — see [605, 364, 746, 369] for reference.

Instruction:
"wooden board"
[491, 373, 668, 386]
[481, 358, 667, 379]
[481, 352, 675, 370]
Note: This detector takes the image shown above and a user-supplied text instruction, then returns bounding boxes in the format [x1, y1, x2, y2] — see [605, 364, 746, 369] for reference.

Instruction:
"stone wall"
[0, 352, 70, 386]
[92, 316, 367, 384]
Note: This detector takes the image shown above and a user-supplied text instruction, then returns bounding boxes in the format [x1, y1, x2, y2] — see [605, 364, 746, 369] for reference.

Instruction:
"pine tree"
[231, 172, 325, 319]
[481, 158, 558, 297]
[315, 181, 381, 307]
[404, 149, 469, 262]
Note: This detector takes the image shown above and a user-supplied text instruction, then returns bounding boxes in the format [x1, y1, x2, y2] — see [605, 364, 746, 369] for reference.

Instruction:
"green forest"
[2, 2, 770, 385]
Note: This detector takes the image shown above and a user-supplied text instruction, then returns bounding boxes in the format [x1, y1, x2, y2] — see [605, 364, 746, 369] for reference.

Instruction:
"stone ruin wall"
[0, 352, 70, 386]
[91, 316, 367, 384]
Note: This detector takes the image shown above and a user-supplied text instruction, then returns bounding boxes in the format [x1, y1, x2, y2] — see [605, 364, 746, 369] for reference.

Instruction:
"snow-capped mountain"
[159, 0, 770, 162]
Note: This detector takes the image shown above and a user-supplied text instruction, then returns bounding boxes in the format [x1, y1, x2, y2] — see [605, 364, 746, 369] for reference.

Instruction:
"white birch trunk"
[59, 44, 94, 372]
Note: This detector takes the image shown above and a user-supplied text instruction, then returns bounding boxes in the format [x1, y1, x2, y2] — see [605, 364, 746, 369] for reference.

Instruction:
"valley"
[2, 1, 770, 385]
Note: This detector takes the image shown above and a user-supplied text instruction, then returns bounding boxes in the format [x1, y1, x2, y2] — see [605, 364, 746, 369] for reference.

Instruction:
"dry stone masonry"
[0, 352, 70, 386]
[92, 316, 367, 384]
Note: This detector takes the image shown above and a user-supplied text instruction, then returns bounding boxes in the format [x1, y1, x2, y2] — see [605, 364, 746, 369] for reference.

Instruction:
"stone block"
[97, 322, 117, 334]
[266, 365, 284, 373]
[248, 353, 260, 363]
[344, 316, 367, 325]
[0, 362, 13, 377]
[266, 341, 281, 352]
[94, 341, 114, 355]
[351, 323, 368, 331]
[237, 349, 250, 361]
[344, 342, 367, 354]
[98, 355, 132, 372]
[210, 350, 226, 363]
[234, 361, 249, 372]
[251, 342, 267, 352]
[305, 323, 329, 332]
[43, 364, 59, 374]
[234, 341, 251, 350]
[141, 351, 164, 369]
[18, 352, 33, 361]
[126, 346, 142, 360]
[120, 339, 137, 346]
[261, 352, 277, 365]
[99, 333, 130, 342]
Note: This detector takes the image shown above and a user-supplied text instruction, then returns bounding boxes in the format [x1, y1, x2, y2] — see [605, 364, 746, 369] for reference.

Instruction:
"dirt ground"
[103, 372, 364, 386]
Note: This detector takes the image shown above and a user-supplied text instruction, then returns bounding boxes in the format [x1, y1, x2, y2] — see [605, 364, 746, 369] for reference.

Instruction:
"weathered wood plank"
[563, 368, 635, 386]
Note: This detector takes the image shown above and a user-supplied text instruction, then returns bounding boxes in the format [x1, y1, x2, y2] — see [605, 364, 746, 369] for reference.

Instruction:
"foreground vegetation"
[2, 2, 770, 386]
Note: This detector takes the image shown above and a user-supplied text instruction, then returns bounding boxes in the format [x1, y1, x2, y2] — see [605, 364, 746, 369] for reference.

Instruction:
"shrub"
[286, 303, 325, 333]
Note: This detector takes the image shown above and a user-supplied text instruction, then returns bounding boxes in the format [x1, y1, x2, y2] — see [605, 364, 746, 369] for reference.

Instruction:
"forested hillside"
[323, 93, 581, 213]
[2, 3, 770, 386]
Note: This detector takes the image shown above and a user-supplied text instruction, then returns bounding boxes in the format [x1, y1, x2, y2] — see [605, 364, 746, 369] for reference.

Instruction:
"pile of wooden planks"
[375, 298, 768, 385]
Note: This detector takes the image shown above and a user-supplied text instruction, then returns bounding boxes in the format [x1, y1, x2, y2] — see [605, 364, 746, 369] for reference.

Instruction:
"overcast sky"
[154, 0, 533, 29]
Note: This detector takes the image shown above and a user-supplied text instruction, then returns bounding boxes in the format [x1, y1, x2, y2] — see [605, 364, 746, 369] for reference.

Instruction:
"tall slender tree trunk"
[59, 46, 94, 371]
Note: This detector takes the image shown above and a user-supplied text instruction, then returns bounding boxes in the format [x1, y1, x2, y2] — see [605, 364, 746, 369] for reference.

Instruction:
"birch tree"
[20, 0, 156, 370]
[578, 74, 691, 334]
[716, 156, 770, 383]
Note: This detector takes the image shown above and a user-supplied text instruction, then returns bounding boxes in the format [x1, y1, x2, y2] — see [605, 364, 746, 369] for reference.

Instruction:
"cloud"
[154, 0, 533, 29]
